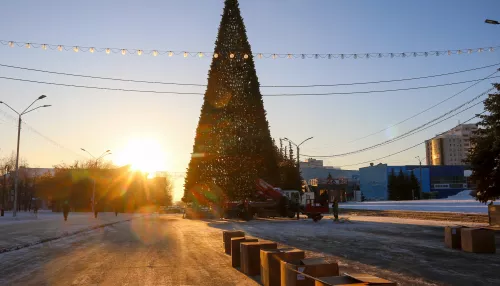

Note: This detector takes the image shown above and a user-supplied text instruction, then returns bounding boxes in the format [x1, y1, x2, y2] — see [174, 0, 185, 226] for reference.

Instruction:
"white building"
[299, 158, 359, 183]
[299, 158, 324, 168]
[425, 123, 477, 166]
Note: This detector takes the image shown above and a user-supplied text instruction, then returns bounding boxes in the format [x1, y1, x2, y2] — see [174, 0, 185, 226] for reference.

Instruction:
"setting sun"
[114, 138, 170, 173]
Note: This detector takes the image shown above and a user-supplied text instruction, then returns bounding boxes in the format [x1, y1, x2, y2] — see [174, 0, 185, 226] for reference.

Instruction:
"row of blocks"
[445, 226, 497, 253]
[223, 230, 396, 286]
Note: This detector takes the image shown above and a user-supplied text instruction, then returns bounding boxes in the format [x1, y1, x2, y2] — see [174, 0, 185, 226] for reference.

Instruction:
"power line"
[336, 113, 483, 168]
[348, 69, 499, 143]
[302, 87, 493, 158]
[0, 108, 84, 158]
[1, 62, 499, 88]
[266, 77, 500, 96]
[0, 75, 499, 97]
[1, 39, 498, 60]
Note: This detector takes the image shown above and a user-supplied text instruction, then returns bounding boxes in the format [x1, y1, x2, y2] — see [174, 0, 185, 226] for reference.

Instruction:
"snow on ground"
[0, 211, 141, 252]
[210, 215, 500, 285]
[325, 215, 487, 227]
[444, 190, 475, 200]
[341, 196, 488, 214]
[0, 210, 74, 225]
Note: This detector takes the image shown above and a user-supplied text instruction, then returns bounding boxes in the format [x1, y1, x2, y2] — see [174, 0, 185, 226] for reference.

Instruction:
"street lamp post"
[283, 137, 314, 174]
[80, 148, 111, 214]
[416, 156, 423, 199]
[1, 95, 51, 218]
[1, 165, 9, 216]
[485, 19, 500, 25]
[282, 136, 314, 220]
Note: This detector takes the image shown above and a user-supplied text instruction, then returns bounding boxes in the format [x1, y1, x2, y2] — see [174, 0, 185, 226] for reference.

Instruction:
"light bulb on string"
[243, 54, 249, 59]
[273, 54, 277, 59]
[73, 46, 79, 52]
[8, 41, 13, 47]
[468, 49, 472, 54]
[137, 50, 142, 56]
[213, 53, 219, 58]
[287, 54, 292, 59]
[198, 52, 203, 58]
[121, 49, 126, 55]
[490, 47, 494, 52]
[448, 51, 451, 55]
[258, 53, 262, 59]
[479, 48, 483, 53]
[152, 50, 158, 56]
[57, 45, 63, 51]
[26, 43, 31, 49]
[89, 47, 95, 53]
[42, 44, 47, 50]
[230, 53, 235, 59]
[168, 51, 173, 57]
[184, 52, 188, 58]
[105, 48, 110, 54]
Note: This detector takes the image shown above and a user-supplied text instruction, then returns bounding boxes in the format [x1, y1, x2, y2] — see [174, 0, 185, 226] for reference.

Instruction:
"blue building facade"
[359, 164, 389, 200]
[359, 164, 466, 200]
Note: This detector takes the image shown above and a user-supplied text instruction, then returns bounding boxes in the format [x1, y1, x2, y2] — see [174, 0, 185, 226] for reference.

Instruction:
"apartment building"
[425, 123, 477, 166]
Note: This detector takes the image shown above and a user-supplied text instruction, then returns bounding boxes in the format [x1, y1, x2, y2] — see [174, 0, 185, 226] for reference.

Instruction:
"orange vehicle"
[223, 179, 298, 220]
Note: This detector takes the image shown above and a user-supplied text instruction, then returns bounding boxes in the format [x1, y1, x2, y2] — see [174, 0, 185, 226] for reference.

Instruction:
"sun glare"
[115, 138, 170, 174]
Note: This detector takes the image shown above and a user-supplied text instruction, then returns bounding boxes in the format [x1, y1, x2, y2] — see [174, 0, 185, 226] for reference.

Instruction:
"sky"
[0, 0, 499, 201]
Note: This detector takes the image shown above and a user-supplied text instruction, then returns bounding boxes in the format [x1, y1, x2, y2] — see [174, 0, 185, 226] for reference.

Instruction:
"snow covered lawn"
[341, 199, 488, 214]
[0, 211, 141, 253]
[340, 191, 492, 214]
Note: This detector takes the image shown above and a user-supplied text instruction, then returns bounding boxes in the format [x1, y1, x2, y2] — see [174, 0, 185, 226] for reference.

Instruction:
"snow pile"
[444, 190, 474, 200]
[341, 199, 487, 213]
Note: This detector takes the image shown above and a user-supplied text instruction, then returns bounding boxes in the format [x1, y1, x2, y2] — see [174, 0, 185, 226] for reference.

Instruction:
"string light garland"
[1, 39, 498, 60]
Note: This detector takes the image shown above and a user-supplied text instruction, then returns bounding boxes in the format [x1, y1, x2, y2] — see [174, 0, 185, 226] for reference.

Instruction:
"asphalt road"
[0, 215, 257, 286]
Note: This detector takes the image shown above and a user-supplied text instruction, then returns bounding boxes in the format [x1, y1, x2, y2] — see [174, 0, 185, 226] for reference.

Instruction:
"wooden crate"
[240, 241, 277, 276]
[223, 230, 245, 255]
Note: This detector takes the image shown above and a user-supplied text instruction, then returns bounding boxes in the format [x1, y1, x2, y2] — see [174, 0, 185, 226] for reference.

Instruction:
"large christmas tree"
[183, 0, 280, 204]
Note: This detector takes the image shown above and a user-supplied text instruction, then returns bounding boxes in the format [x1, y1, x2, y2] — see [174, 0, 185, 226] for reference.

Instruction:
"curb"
[0, 215, 144, 254]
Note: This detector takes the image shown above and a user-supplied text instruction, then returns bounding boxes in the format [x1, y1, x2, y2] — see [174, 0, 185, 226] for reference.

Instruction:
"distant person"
[33, 200, 39, 216]
[94, 202, 98, 218]
[331, 190, 340, 222]
[332, 197, 339, 222]
[62, 200, 70, 221]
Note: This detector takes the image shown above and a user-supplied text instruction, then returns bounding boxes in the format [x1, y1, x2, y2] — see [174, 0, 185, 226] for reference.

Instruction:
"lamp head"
[38, 95, 47, 100]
